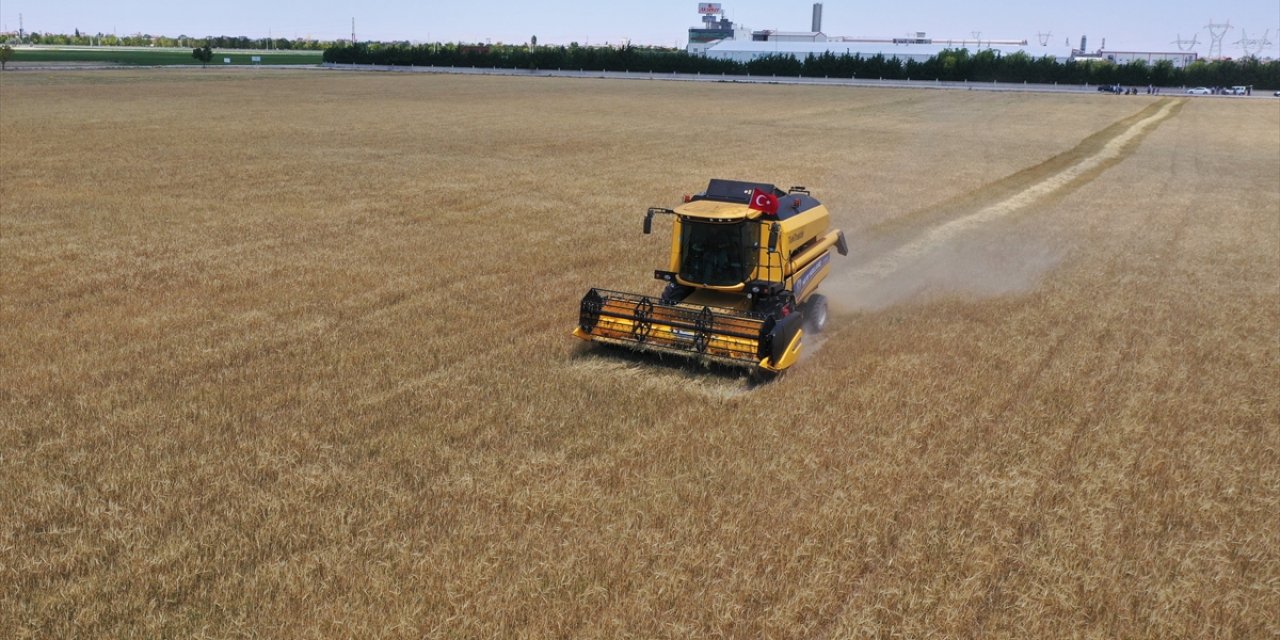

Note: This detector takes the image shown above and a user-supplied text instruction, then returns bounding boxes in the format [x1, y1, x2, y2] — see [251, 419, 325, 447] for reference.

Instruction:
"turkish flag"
[748, 188, 779, 215]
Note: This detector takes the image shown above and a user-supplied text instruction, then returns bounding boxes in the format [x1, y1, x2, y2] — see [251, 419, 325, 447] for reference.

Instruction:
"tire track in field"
[967, 130, 1201, 628]
[814, 99, 1187, 633]
[824, 98, 1185, 313]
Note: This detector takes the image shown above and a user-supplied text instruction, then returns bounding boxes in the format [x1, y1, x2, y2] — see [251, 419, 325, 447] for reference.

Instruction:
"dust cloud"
[823, 226, 1065, 314]
[821, 98, 1179, 316]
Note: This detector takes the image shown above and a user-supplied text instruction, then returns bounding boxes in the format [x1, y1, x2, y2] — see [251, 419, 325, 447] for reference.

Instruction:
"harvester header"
[573, 179, 848, 375]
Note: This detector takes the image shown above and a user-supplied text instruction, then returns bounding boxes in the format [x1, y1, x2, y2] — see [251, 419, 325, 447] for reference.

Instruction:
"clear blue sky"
[4, 1, 1278, 56]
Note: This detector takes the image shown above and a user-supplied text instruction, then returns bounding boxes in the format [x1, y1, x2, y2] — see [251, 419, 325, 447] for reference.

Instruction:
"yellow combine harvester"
[573, 179, 848, 374]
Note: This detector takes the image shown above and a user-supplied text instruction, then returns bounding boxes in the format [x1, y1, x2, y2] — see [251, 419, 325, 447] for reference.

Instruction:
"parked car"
[1226, 86, 1248, 95]
[1186, 87, 1212, 95]
[1097, 84, 1122, 94]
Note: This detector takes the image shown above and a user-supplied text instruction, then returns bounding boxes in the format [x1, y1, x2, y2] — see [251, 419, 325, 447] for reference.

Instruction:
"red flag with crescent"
[749, 188, 779, 215]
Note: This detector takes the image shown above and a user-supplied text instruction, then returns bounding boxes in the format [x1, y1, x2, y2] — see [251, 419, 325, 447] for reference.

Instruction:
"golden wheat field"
[2, 69, 1278, 638]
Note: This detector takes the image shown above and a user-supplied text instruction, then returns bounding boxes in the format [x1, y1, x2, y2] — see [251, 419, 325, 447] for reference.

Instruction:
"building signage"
[698, 3, 722, 15]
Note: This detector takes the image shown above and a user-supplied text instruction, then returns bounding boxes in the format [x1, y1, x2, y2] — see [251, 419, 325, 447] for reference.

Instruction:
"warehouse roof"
[704, 39, 1069, 61]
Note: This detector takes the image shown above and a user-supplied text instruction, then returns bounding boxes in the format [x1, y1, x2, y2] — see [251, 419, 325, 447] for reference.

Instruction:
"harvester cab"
[573, 179, 848, 374]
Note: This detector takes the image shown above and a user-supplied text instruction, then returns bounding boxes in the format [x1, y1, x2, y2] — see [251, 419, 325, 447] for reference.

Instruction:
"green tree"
[1150, 60, 1176, 86]
[0, 45, 11, 71]
[192, 45, 213, 67]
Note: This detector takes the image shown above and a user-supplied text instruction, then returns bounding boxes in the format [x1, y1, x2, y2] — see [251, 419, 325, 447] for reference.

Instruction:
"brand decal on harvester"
[793, 253, 830, 298]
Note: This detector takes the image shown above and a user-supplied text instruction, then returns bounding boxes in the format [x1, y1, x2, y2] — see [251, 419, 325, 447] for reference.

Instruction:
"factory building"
[687, 3, 751, 56]
[687, 3, 1197, 68]
[752, 31, 828, 43]
[1069, 36, 1199, 68]
[1096, 50, 1199, 67]
[706, 39, 1054, 64]
[702, 39, 1051, 65]
[689, 4, 1046, 62]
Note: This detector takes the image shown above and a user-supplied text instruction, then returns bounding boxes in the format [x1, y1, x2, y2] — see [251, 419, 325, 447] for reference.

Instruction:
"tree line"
[11, 31, 333, 51]
[324, 42, 1280, 90]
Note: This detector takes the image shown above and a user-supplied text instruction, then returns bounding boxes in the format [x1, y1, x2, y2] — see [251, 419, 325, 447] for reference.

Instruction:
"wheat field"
[2, 69, 1278, 638]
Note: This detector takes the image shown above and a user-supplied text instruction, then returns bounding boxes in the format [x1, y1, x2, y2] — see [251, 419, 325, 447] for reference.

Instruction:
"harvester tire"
[805, 294, 829, 334]
[660, 282, 692, 304]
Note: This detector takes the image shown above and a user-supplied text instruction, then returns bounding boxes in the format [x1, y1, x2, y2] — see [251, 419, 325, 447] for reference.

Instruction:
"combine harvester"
[573, 179, 848, 375]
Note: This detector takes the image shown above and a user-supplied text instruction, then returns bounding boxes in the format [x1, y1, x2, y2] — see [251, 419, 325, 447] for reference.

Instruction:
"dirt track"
[825, 98, 1185, 312]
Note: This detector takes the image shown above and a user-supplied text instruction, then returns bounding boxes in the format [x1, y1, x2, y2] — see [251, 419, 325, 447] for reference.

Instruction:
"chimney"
[812, 3, 823, 33]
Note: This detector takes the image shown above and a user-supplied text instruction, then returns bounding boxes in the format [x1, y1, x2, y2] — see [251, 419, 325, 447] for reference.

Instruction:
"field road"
[824, 98, 1186, 311]
[7, 60, 1272, 100]
[319, 62, 1279, 98]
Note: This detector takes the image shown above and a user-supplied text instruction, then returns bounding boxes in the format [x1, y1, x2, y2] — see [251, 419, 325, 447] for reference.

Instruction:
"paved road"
[318, 62, 1275, 98]
[6, 60, 1272, 98]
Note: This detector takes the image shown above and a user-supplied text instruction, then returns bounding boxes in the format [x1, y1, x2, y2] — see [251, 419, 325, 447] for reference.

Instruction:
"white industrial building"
[754, 31, 829, 43]
[686, 3, 1198, 68]
[701, 39, 1064, 64]
[1095, 50, 1199, 67]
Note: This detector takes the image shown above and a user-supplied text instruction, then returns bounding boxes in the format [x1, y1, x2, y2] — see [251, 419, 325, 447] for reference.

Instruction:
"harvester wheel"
[660, 282, 692, 304]
[751, 367, 781, 384]
[805, 294, 829, 334]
